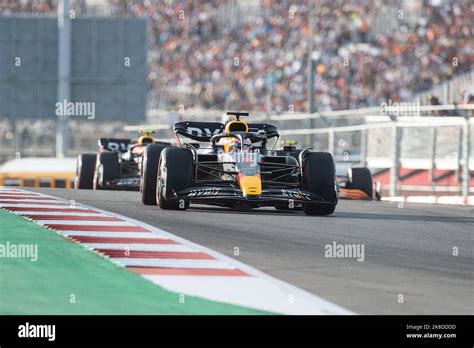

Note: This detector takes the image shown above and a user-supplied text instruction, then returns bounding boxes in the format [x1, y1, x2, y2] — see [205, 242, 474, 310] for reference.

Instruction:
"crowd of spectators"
[0, 0, 55, 14]
[1, 0, 472, 113]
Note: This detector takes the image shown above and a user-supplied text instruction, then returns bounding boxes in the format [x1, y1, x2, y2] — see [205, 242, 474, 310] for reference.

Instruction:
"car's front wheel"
[141, 144, 169, 205]
[301, 152, 337, 216]
[156, 147, 193, 210]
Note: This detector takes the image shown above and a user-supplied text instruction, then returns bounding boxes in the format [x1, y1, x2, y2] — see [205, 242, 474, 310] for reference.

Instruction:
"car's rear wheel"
[156, 147, 193, 210]
[347, 167, 373, 199]
[75, 154, 97, 189]
[93, 152, 120, 190]
[141, 144, 169, 205]
[302, 152, 337, 216]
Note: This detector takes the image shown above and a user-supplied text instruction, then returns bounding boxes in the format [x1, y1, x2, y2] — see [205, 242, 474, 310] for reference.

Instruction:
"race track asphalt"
[24, 188, 474, 314]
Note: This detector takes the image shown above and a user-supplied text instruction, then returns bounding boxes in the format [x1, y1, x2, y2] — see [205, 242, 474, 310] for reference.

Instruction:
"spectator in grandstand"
[461, 89, 474, 105]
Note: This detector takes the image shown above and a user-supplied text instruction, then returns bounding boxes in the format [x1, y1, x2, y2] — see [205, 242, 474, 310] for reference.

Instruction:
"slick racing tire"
[75, 153, 97, 189]
[347, 167, 373, 199]
[157, 147, 193, 210]
[93, 152, 120, 190]
[141, 144, 169, 205]
[302, 152, 337, 216]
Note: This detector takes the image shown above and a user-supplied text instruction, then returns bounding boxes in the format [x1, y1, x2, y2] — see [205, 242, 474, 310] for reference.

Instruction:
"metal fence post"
[360, 129, 367, 167]
[56, 0, 71, 158]
[13, 122, 20, 159]
[429, 127, 437, 190]
[461, 117, 470, 200]
[390, 122, 401, 197]
[328, 129, 335, 155]
[307, 1, 316, 148]
[456, 125, 463, 183]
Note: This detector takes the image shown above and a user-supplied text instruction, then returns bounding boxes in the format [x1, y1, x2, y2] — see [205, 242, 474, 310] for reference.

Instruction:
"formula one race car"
[75, 130, 170, 190]
[140, 112, 338, 215]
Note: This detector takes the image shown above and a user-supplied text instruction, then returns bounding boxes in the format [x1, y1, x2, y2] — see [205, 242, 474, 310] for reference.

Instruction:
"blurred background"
[0, 0, 472, 199]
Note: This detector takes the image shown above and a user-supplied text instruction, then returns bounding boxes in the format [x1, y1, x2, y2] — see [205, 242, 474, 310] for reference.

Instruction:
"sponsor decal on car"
[280, 189, 312, 200]
[187, 188, 221, 197]
[186, 127, 222, 137]
[115, 178, 141, 186]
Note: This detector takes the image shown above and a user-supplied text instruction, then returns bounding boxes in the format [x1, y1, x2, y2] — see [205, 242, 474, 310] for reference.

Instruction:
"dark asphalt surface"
[26, 188, 474, 314]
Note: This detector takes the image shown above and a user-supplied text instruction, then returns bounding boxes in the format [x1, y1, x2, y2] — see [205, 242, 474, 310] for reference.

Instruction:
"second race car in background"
[338, 166, 381, 201]
[75, 130, 170, 190]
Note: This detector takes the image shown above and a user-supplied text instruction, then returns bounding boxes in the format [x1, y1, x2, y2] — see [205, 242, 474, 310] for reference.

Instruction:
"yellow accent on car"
[137, 135, 155, 145]
[139, 129, 155, 135]
[223, 140, 232, 153]
[281, 140, 297, 145]
[239, 175, 262, 196]
[225, 120, 249, 133]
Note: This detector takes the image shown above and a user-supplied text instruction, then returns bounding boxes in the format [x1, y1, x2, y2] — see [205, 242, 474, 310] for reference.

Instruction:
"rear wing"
[173, 122, 225, 142]
[99, 138, 131, 153]
[173, 121, 279, 142]
[248, 123, 279, 139]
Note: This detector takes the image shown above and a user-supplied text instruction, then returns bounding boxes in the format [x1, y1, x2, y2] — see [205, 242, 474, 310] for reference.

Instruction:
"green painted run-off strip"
[0, 209, 267, 314]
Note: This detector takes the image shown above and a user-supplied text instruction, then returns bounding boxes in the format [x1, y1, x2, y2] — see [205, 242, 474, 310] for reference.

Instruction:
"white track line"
[13, 211, 104, 216]
[84, 243, 193, 252]
[0, 204, 83, 210]
[382, 195, 474, 206]
[113, 258, 235, 269]
[0, 196, 45, 200]
[143, 275, 335, 315]
[0, 193, 40, 197]
[0, 203, 70, 208]
[0, 199, 61, 203]
[35, 220, 136, 226]
[57, 231, 159, 238]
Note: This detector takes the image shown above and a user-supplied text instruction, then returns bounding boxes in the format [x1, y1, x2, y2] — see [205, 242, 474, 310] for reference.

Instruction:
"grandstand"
[1, 0, 472, 112]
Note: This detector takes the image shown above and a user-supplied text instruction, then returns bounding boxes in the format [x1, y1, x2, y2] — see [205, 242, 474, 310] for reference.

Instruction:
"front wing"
[165, 185, 337, 207]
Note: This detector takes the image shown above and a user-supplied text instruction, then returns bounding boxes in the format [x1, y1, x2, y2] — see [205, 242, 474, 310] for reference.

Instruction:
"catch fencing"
[256, 106, 473, 199]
